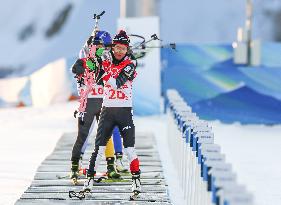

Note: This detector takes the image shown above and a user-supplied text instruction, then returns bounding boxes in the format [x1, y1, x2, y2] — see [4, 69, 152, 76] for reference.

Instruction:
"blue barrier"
[166, 89, 254, 205]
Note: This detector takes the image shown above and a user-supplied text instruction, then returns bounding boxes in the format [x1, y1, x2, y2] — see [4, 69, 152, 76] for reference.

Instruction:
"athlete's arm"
[116, 63, 136, 89]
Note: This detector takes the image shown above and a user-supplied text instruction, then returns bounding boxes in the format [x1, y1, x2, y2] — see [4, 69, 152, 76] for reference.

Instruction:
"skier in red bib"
[83, 30, 141, 195]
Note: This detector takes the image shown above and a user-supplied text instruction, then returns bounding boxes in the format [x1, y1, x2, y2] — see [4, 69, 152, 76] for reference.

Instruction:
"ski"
[119, 170, 130, 175]
[129, 192, 168, 202]
[69, 190, 166, 202]
[56, 170, 107, 180]
[95, 176, 130, 183]
[56, 174, 69, 179]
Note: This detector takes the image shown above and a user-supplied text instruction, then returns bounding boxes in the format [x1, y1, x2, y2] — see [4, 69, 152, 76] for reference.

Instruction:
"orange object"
[68, 94, 79, 101]
[16, 101, 25, 108]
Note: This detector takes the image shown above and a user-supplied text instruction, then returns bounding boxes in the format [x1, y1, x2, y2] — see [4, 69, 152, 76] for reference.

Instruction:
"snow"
[134, 115, 186, 204]
[0, 102, 77, 205]
[0, 102, 185, 205]
[211, 121, 281, 205]
[0, 102, 281, 205]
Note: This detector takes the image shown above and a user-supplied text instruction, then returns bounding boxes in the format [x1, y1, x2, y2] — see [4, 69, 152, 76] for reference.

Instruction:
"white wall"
[0, 77, 28, 103]
[30, 59, 71, 107]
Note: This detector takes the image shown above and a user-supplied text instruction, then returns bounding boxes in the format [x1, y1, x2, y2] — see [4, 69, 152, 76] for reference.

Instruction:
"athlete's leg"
[112, 126, 128, 172]
[87, 107, 115, 176]
[116, 107, 139, 173]
[105, 137, 121, 178]
[105, 137, 115, 158]
[71, 98, 102, 163]
[112, 126, 122, 153]
[116, 107, 141, 193]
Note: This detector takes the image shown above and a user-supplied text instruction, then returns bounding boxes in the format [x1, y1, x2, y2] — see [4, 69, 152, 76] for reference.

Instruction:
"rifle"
[74, 11, 106, 122]
[128, 34, 176, 60]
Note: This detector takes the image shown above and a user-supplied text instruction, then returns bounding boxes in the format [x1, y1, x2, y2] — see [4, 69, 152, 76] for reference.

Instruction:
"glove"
[86, 59, 96, 71]
[95, 48, 105, 57]
[123, 63, 135, 79]
[72, 59, 85, 75]
[116, 73, 128, 89]
[115, 64, 136, 88]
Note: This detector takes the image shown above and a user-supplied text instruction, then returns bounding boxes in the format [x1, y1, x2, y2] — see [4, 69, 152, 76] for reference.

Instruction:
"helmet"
[92, 31, 112, 47]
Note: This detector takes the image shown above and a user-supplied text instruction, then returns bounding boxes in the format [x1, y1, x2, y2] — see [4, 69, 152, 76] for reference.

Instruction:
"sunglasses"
[113, 45, 128, 53]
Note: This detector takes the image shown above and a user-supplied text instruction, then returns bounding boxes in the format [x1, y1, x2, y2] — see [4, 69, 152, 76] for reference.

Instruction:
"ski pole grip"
[99, 11, 105, 17]
[94, 11, 105, 19]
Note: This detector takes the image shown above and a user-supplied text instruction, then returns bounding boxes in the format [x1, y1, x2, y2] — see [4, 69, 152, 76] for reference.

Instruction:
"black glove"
[116, 72, 128, 89]
[123, 63, 135, 80]
[71, 59, 85, 75]
[116, 64, 136, 89]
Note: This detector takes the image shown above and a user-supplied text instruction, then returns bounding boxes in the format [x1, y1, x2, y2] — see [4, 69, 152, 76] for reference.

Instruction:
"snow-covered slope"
[0, 102, 77, 205]
[0, 102, 281, 204]
[0, 102, 185, 205]
[211, 121, 281, 205]
[0, 0, 119, 76]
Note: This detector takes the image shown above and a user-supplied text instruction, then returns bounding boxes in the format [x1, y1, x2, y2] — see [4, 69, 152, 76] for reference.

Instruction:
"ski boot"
[106, 157, 121, 179]
[115, 152, 129, 173]
[83, 172, 95, 193]
[70, 161, 79, 185]
[130, 171, 141, 200]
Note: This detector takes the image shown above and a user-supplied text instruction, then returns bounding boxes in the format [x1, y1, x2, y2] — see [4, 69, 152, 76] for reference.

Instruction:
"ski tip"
[69, 190, 74, 198]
